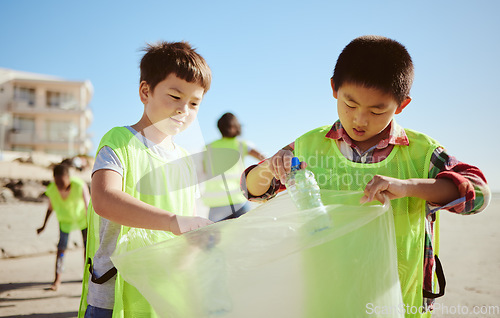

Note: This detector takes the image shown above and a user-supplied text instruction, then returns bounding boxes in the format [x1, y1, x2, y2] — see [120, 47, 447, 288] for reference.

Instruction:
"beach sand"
[431, 194, 500, 318]
[1, 195, 499, 317]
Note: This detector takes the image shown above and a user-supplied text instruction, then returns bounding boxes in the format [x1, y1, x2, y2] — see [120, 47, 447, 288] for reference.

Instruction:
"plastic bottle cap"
[291, 157, 301, 169]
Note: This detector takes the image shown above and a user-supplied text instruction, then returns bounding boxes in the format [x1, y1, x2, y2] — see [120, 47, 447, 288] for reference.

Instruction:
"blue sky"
[2, 0, 499, 192]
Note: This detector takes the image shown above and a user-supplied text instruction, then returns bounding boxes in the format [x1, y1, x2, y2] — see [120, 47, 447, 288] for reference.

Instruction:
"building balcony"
[9, 131, 88, 146]
[10, 100, 86, 115]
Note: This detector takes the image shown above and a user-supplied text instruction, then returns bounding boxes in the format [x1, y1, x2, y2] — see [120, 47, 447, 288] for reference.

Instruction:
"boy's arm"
[245, 146, 293, 197]
[244, 145, 305, 197]
[91, 169, 212, 235]
[429, 147, 490, 214]
[245, 159, 280, 197]
[360, 176, 460, 205]
[248, 149, 266, 162]
[37, 201, 53, 234]
[361, 147, 490, 213]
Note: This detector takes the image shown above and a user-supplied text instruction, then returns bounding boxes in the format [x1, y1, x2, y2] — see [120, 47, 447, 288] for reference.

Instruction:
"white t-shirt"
[87, 126, 193, 309]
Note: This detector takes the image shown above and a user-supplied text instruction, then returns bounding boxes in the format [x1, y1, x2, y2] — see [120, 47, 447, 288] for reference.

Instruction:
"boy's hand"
[361, 175, 461, 206]
[246, 146, 306, 197]
[360, 175, 409, 204]
[266, 149, 307, 184]
[170, 215, 213, 236]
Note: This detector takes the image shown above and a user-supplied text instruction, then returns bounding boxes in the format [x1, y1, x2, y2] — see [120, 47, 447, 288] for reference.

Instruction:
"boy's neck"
[56, 182, 71, 199]
[132, 116, 174, 150]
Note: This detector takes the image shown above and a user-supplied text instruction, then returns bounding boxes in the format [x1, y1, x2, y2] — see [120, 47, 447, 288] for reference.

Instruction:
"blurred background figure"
[36, 163, 90, 291]
[202, 112, 265, 222]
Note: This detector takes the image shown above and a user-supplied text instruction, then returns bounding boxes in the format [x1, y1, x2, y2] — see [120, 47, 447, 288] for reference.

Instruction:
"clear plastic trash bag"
[111, 190, 403, 318]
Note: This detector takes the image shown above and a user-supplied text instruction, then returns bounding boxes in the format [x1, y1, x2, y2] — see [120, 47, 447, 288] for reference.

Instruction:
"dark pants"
[56, 227, 87, 273]
[84, 305, 113, 318]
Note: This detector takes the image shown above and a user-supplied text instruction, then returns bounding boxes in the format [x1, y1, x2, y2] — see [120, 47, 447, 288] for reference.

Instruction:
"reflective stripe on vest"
[202, 138, 247, 207]
[294, 125, 441, 316]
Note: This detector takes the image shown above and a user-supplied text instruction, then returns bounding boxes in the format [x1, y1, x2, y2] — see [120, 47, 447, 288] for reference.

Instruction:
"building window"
[13, 86, 36, 106]
[12, 146, 34, 152]
[46, 91, 76, 109]
[46, 120, 77, 142]
[13, 117, 35, 134]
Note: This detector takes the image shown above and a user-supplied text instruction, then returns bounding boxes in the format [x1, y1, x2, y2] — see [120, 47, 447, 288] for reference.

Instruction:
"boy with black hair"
[79, 41, 213, 317]
[243, 35, 490, 317]
[37, 163, 89, 291]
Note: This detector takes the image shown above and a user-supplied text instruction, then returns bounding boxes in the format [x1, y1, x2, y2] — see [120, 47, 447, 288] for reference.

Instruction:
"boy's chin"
[348, 133, 381, 148]
[157, 126, 186, 136]
[346, 133, 368, 142]
[150, 122, 189, 136]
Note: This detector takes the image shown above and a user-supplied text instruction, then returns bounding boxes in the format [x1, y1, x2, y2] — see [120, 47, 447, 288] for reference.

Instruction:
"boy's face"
[227, 119, 241, 137]
[140, 73, 204, 137]
[333, 81, 410, 151]
[54, 174, 70, 190]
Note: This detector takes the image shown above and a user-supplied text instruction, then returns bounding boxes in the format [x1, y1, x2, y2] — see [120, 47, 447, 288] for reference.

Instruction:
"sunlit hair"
[332, 35, 414, 105]
[217, 112, 241, 138]
[140, 41, 212, 93]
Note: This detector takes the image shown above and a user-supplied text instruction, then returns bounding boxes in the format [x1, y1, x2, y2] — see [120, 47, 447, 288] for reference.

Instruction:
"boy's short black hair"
[332, 35, 414, 104]
[140, 41, 212, 94]
[53, 164, 69, 177]
[217, 112, 241, 138]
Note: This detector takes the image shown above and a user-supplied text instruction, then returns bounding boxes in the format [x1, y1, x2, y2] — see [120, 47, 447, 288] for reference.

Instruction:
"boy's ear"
[139, 81, 150, 105]
[395, 97, 412, 114]
[330, 78, 338, 99]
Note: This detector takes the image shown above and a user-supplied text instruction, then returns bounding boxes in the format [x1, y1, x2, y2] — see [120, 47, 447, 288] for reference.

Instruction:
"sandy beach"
[1, 194, 499, 317]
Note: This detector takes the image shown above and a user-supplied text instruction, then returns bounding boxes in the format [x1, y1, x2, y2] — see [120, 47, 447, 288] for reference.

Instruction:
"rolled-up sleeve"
[240, 164, 285, 203]
[428, 147, 490, 214]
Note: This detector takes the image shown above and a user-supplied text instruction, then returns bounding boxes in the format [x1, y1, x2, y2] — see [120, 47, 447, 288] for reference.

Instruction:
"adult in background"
[203, 112, 265, 222]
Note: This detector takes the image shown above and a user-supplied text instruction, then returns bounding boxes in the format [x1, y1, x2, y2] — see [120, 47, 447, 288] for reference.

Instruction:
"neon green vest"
[294, 125, 441, 318]
[202, 138, 248, 207]
[78, 127, 197, 318]
[45, 177, 87, 233]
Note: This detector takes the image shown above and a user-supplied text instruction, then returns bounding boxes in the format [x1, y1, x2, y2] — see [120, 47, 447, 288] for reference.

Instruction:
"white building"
[0, 68, 93, 157]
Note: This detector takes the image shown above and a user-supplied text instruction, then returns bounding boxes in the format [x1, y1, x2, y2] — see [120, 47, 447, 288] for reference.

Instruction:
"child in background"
[79, 41, 213, 317]
[243, 35, 490, 317]
[37, 164, 89, 291]
[203, 112, 265, 222]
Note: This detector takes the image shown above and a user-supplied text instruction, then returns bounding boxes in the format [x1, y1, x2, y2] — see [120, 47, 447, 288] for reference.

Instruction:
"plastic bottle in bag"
[185, 232, 232, 317]
[285, 157, 331, 233]
[195, 246, 232, 316]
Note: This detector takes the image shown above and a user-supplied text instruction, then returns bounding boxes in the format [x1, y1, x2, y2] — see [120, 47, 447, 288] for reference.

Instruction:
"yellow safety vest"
[45, 177, 87, 233]
[294, 125, 441, 318]
[78, 127, 197, 318]
[202, 138, 248, 207]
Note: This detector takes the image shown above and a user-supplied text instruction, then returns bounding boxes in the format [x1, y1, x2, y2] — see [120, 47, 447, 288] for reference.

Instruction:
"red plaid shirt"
[241, 120, 490, 308]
